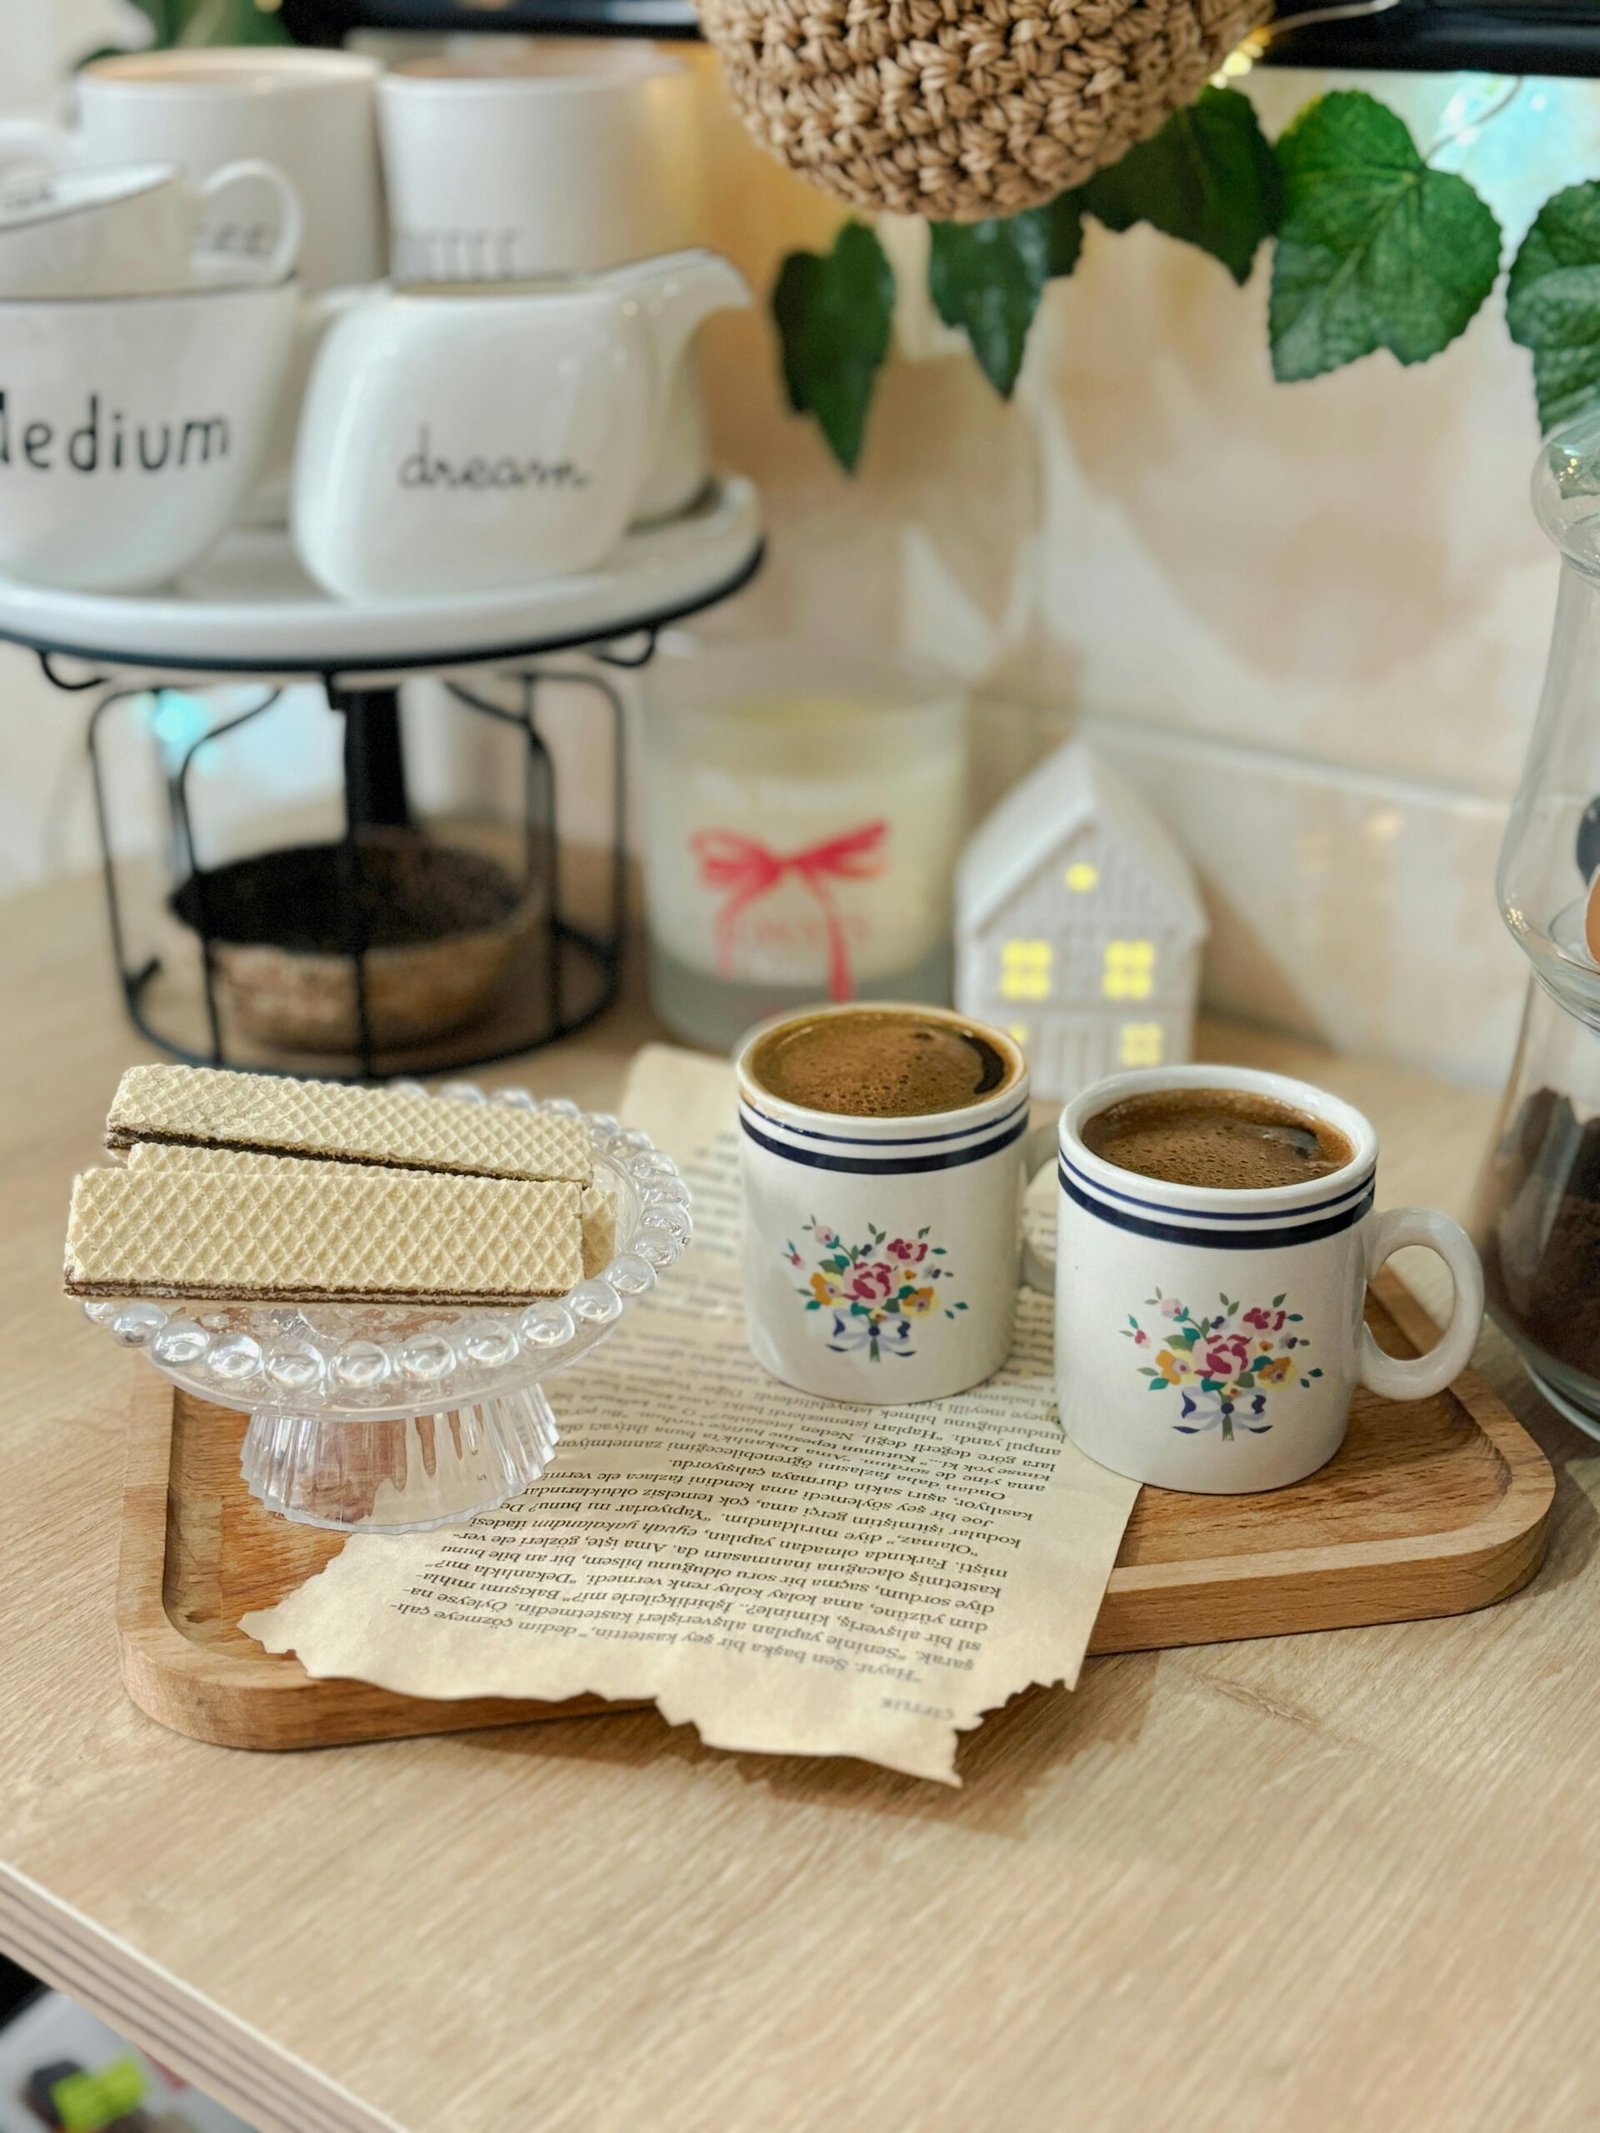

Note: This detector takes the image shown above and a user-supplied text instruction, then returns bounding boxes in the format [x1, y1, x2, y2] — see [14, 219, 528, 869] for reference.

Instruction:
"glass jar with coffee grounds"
[1473, 985, 1600, 1429]
[1474, 407, 1600, 1436]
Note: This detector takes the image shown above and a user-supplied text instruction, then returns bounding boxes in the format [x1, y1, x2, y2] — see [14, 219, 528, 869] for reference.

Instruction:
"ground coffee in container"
[1476, 1083, 1600, 1410]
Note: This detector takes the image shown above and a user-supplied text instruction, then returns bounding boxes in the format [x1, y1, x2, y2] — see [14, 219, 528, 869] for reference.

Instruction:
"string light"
[1212, 0, 1401, 85]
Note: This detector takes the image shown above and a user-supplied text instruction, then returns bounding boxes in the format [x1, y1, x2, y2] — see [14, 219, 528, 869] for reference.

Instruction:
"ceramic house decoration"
[956, 740, 1206, 1101]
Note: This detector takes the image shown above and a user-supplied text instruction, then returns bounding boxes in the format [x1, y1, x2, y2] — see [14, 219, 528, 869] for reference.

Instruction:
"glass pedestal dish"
[83, 1084, 693, 1532]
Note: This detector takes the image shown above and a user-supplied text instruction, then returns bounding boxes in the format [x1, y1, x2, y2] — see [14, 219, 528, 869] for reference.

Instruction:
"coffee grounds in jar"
[1479, 1086, 1600, 1384]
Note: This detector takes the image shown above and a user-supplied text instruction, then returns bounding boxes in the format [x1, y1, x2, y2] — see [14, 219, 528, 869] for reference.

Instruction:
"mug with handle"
[736, 1003, 1060, 1406]
[1051, 1065, 1484, 1493]
[0, 159, 301, 297]
[0, 47, 382, 293]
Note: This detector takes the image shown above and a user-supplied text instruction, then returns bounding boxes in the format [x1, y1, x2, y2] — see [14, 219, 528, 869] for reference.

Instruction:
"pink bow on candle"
[690, 820, 889, 1001]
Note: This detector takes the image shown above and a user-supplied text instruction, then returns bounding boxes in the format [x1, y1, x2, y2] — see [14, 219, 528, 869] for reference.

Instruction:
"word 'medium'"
[400, 426, 591, 493]
[0, 393, 230, 472]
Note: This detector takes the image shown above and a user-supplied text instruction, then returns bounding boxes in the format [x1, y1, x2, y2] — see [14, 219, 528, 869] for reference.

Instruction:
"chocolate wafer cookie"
[124, 1141, 620, 1280]
[66, 1160, 582, 1306]
[106, 1064, 591, 1185]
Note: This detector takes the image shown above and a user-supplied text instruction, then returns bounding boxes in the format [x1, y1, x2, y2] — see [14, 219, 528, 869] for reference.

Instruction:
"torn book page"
[243, 1049, 1138, 1784]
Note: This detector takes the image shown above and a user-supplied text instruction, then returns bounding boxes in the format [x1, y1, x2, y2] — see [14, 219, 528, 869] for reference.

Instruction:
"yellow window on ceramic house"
[1064, 860, 1099, 892]
[1119, 1022, 1164, 1066]
[1000, 938, 1052, 1002]
[1102, 938, 1155, 1000]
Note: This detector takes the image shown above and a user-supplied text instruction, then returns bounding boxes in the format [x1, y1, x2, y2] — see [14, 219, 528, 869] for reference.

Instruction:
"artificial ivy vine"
[773, 86, 1597, 472]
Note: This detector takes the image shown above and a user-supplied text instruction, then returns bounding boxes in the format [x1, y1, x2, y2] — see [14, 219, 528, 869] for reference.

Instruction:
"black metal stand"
[77, 660, 633, 1082]
[336, 687, 412, 832]
[17, 518, 763, 1081]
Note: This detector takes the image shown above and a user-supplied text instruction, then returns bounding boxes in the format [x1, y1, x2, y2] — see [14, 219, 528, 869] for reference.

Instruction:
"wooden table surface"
[4, 868, 1598, 2133]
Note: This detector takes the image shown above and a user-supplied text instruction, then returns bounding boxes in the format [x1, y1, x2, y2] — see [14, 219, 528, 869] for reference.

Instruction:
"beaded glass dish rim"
[81, 1079, 693, 1423]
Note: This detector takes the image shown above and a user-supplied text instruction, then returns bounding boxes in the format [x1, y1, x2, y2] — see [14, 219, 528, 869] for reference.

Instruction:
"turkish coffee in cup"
[1054, 1066, 1484, 1494]
[1080, 1086, 1353, 1192]
[736, 1003, 1051, 1406]
[746, 1007, 1013, 1119]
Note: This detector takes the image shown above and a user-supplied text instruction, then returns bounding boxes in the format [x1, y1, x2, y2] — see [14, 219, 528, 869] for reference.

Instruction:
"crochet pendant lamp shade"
[699, 0, 1273, 223]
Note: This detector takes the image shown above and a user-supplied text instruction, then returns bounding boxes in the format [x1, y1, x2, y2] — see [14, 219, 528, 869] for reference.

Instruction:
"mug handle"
[196, 159, 303, 284]
[1020, 1122, 1059, 1294]
[1359, 1206, 1484, 1402]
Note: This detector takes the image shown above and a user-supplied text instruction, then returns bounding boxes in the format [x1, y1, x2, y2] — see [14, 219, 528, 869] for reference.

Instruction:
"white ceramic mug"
[0, 277, 298, 591]
[292, 248, 749, 602]
[379, 46, 709, 524]
[0, 159, 300, 297]
[737, 1004, 1055, 1405]
[378, 43, 700, 285]
[0, 48, 383, 293]
[1054, 1065, 1485, 1493]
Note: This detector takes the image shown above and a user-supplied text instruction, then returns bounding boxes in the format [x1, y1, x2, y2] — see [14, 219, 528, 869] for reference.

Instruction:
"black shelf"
[282, 0, 1600, 73]
[1263, 0, 1600, 77]
[282, 0, 699, 41]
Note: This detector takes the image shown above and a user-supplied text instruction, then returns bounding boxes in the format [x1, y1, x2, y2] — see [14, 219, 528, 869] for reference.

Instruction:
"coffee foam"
[1082, 1087, 1353, 1192]
[749, 1011, 1010, 1119]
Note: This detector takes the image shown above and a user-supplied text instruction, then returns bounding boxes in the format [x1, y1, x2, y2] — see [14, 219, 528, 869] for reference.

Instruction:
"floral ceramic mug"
[1055, 1065, 1484, 1494]
[737, 1004, 1054, 1404]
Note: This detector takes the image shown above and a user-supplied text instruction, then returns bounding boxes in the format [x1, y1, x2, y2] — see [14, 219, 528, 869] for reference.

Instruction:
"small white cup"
[737, 1005, 1055, 1405]
[0, 159, 300, 299]
[0, 47, 383, 294]
[1054, 1066, 1484, 1493]
[0, 276, 299, 592]
[379, 43, 699, 284]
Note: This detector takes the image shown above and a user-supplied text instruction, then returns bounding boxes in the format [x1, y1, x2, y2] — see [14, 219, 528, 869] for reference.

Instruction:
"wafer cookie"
[581, 1178, 618, 1277]
[105, 1064, 591, 1185]
[125, 1141, 621, 1279]
[65, 1160, 582, 1305]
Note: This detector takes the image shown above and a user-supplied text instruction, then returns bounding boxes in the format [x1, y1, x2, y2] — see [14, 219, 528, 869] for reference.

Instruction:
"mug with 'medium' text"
[0, 277, 297, 591]
[1054, 1065, 1485, 1493]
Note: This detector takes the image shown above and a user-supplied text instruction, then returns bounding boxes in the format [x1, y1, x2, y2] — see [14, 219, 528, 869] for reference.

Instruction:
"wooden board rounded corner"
[115, 1369, 641, 1750]
[1087, 1272, 1555, 1656]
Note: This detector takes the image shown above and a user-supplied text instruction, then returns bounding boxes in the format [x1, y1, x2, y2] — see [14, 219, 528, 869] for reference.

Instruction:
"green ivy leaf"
[1269, 90, 1501, 383]
[927, 204, 1076, 399]
[1508, 183, 1600, 433]
[1044, 193, 1085, 279]
[1082, 85, 1280, 285]
[771, 220, 895, 473]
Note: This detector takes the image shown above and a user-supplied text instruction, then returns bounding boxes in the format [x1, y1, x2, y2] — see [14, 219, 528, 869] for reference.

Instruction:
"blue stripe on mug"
[742, 1108, 1029, 1175]
[1059, 1151, 1374, 1226]
[1058, 1162, 1375, 1249]
[742, 1092, 1030, 1149]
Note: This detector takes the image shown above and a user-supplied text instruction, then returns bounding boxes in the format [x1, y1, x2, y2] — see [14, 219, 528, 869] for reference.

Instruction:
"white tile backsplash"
[1023, 224, 1558, 799]
[1081, 714, 1525, 1087]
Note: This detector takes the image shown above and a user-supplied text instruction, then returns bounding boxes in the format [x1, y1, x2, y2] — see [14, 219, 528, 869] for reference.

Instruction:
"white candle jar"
[640, 638, 968, 1050]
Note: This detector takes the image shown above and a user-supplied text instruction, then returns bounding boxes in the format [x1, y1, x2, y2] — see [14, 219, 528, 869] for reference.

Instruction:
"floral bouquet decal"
[1123, 1290, 1322, 1439]
[785, 1218, 966, 1362]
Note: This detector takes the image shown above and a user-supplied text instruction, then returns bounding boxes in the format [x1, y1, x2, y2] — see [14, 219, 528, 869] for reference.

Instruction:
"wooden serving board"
[116, 1273, 1555, 1751]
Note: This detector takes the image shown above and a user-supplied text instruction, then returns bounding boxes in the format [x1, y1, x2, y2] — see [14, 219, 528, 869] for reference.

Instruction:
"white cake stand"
[0, 474, 761, 684]
[81, 1083, 694, 1534]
